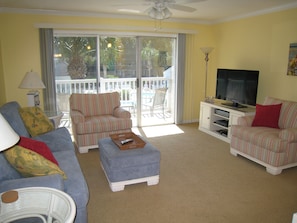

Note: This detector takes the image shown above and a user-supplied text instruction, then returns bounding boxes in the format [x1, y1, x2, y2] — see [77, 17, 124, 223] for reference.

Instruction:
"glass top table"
[44, 110, 64, 128]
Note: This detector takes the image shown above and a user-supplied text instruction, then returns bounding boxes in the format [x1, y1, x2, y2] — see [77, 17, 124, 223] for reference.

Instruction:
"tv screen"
[215, 68, 259, 107]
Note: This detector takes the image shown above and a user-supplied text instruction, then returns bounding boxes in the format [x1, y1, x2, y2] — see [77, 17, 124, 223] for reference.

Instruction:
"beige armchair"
[69, 92, 132, 153]
[230, 96, 297, 175]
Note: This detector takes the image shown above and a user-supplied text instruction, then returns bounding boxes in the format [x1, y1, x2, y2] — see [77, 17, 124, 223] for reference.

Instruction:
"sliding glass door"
[54, 33, 176, 127]
[137, 36, 175, 126]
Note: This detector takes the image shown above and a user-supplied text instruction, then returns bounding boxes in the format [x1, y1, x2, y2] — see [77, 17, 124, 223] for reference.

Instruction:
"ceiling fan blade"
[178, 0, 206, 3]
[112, 2, 151, 7]
[168, 3, 196, 12]
[144, 6, 153, 14]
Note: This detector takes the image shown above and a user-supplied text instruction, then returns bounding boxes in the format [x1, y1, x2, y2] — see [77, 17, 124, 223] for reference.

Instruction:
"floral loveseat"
[70, 92, 132, 153]
[230, 96, 297, 175]
[0, 101, 89, 222]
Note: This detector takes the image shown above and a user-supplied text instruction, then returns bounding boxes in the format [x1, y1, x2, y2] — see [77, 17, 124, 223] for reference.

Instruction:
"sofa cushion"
[231, 126, 286, 153]
[19, 107, 54, 137]
[75, 115, 132, 134]
[0, 101, 30, 137]
[70, 92, 120, 116]
[0, 175, 64, 194]
[4, 145, 67, 179]
[33, 127, 74, 153]
[18, 136, 59, 165]
[0, 152, 22, 181]
[252, 103, 282, 129]
[53, 150, 89, 209]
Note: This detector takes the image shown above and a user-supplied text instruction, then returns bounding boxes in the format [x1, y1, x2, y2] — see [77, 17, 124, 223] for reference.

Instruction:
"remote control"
[121, 138, 134, 145]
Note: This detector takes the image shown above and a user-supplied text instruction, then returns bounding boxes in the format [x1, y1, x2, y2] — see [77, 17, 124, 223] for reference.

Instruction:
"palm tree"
[100, 37, 119, 78]
[54, 37, 91, 79]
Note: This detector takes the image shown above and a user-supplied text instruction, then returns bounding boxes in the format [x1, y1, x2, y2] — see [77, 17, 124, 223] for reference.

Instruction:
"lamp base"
[27, 91, 40, 107]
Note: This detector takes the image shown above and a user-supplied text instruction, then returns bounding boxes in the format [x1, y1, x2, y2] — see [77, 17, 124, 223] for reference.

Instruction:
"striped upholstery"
[231, 97, 297, 174]
[263, 96, 297, 129]
[70, 92, 132, 153]
[231, 126, 285, 153]
[70, 93, 121, 116]
[75, 115, 132, 134]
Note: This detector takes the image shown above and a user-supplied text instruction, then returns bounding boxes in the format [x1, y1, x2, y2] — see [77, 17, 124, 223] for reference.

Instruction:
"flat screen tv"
[215, 68, 259, 108]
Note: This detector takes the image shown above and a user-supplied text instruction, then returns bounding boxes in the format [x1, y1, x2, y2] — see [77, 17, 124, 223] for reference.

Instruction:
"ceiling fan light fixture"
[148, 7, 158, 18]
[148, 6, 172, 20]
[162, 8, 172, 19]
[156, 11, 165, 20]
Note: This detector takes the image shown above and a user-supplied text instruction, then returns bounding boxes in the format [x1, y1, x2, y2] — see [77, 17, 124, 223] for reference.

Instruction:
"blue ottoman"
[98, 137, 160, 192]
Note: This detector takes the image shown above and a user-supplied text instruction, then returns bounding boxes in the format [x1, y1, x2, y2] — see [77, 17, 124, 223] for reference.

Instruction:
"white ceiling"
[1, 0, 297, 23]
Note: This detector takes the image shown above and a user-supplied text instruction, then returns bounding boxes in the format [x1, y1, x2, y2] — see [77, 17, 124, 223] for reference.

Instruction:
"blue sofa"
[0, 101, 89, 223]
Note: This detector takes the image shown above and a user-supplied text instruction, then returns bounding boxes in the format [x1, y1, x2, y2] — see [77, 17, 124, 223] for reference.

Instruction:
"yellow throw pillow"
[4, 145, 67, 179]
[19, 106, 54, 137]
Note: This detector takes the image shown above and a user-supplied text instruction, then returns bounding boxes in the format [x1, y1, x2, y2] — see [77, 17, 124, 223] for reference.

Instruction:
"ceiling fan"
[115, 0, 206, 20]
[145, 0, 205, 20]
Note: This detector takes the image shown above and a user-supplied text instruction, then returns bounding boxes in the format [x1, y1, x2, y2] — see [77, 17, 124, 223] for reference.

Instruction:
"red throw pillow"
[252, 103, 282, 129]
[18, 136, 59, 166]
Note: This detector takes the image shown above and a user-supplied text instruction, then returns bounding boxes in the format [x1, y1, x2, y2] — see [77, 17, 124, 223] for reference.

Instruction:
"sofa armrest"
[113, 107, 131, 119]
[70, 110, 85, 123]
[279, 128, 297, 142]
[237, 115, 255, 126]
[0, 174, 64, 193]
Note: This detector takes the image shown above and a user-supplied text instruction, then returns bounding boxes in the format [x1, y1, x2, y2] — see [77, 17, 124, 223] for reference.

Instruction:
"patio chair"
[143, 88, 168, 117]
[120, 88, 136, 113]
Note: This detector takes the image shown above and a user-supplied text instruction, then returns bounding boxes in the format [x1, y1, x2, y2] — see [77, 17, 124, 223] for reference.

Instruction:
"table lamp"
[19, 71, 46, 107]
[0, 113, 20, 203]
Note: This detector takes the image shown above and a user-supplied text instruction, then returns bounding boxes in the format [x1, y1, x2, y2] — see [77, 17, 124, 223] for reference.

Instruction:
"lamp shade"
[19, 71, 45, 90]
[0, 114, 20, 152]
[200, 47, 214, 55]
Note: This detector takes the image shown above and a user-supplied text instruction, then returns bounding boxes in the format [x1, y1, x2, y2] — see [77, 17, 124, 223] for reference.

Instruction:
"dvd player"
[214, 120, 229, 127]
[215, 109, 229, 118]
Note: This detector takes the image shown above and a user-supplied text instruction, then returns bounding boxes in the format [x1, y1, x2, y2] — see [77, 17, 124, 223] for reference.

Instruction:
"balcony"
[55, 77, 172, 128]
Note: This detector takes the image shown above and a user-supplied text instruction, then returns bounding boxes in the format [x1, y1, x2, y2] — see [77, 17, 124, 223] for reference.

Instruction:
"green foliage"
[54, 35, 174, 79]
[54, 37, 97, 79]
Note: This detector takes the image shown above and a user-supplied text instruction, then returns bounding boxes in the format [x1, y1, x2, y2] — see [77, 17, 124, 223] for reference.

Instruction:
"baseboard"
[78, 144, 98, 153]
[182, 119, 199, 124]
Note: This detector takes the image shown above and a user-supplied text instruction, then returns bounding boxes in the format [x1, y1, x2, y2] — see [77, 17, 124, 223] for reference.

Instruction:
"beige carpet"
[76, 123, 297, 223]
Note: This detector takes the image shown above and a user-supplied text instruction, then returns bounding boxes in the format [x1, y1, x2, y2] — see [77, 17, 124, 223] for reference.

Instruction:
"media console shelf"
[199, 100, 255, 143]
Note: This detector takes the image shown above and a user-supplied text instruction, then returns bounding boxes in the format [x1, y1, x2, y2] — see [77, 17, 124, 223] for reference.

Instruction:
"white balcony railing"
[55, 77, 171, 119]
[55, 77, 170, 100]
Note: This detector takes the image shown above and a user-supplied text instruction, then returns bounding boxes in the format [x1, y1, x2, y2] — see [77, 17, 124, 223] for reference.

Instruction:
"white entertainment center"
[199, 100, 256, 143]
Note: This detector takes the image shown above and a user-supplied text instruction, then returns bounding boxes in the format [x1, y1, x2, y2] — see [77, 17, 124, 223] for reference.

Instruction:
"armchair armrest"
[113, 107, 131, 119]
[237, 115, 255, 126]
[279, 128, 297, 142]
[70, 110, 85, 124]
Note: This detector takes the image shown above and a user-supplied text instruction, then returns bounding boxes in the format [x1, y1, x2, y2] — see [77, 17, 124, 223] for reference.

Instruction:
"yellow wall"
[0, 8, 297, 123]
[212, 8, 297, 103]
[0, 40, 6, 105]
[0, 13, 211, 122]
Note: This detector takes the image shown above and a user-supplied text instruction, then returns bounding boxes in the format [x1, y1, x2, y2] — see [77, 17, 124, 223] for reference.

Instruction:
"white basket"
[0, 187, 76, 223]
